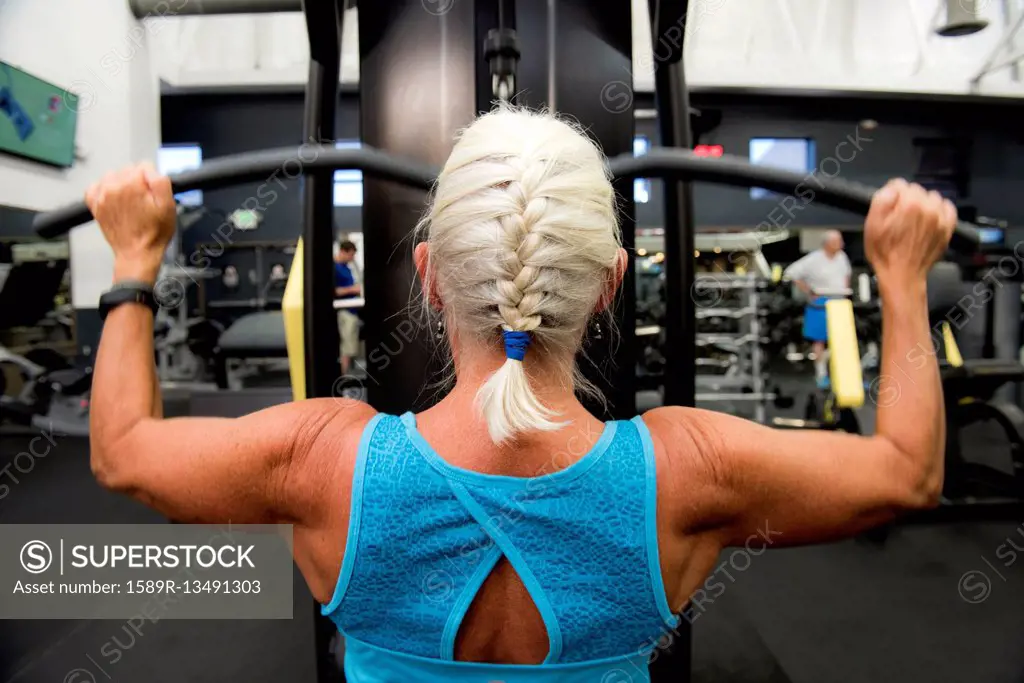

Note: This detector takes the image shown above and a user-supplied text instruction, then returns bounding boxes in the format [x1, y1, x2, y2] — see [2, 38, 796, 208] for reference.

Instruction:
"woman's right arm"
[646, 180, 957, 547]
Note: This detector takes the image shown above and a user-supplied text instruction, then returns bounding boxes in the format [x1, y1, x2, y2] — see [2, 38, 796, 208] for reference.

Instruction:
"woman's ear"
[414, 242, 444, 310]
[595, 247, 628, 313]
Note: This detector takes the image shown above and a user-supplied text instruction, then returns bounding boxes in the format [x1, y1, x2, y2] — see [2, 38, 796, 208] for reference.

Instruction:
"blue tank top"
[321, 412, 679, 683]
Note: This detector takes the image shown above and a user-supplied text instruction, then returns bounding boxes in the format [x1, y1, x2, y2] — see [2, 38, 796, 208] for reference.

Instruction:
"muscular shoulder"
[290, 398, 377, 464]
[643, 406, 729, 466]
[267, 398, 376, 603]
[640, 407, 732, 530]
[277, 399, 378, 515]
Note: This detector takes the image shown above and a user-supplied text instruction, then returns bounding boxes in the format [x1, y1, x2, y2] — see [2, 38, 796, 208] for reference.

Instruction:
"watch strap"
[99, 281, 158, 320]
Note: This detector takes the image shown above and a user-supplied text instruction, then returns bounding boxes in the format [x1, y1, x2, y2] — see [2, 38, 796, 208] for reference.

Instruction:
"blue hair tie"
[503, 330, 532, 361]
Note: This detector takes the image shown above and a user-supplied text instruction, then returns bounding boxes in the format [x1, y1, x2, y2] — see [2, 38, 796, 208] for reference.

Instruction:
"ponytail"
[475, 329, 566, 444]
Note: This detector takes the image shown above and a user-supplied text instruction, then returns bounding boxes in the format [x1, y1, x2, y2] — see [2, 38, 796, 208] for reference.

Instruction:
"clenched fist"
[865, 179, 957, 286]
[85, 163, 176, 285]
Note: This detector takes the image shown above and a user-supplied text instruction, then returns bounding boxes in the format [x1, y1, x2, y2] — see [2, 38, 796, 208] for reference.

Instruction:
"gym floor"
[2, 375, 1021, 683]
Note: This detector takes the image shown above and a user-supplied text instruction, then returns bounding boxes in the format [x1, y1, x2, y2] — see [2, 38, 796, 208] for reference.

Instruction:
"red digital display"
[694, 144, 724, 158]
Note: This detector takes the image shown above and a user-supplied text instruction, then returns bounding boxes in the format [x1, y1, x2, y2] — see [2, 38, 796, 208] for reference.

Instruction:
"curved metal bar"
[32, 146, 439, 238]
[608, 150, 980, 252]
[34, 146, 981, 253]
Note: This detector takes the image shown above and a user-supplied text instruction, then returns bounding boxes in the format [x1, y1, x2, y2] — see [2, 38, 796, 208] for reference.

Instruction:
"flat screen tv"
[0, 61, 78, 168]
[157, 144, 203, 207]
[749, 137, 816, 200]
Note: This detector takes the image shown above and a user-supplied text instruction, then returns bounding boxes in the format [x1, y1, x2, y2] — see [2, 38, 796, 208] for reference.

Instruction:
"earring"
[591, 319, 603, 340]
[436, 318, 446, 341]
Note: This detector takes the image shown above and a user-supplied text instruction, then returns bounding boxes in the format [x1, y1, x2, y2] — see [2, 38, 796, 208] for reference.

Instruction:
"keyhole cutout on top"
[453, 555, 550, 665]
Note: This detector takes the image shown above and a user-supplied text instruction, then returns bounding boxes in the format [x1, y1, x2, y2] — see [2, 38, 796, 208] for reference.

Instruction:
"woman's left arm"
[85, 164, 371, 525]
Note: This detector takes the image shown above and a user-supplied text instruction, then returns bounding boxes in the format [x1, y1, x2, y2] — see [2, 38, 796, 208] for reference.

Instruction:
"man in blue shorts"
[785, 230, 851, 388]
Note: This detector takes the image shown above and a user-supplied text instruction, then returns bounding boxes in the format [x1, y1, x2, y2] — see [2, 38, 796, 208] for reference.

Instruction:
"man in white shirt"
[784, 230, 852, 387]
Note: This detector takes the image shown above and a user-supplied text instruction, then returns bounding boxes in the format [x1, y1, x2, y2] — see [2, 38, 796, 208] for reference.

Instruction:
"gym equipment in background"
[212, 311, 289, 390]
[773, 287, 865, 434]
[154, 265, 223, 384]
[0, 259, 90, 436]
[32, 2, 984, 680]
[32, 147, 984, 247]
[694, 273, 775, 424]
[0, 345, 91, 437]
[31, 148, 982, 420]
[854, 273, 882, 371]
[928, 262, 1024, 506]
[863, 260, 1024, 543]
[639, 232, 798, 420]
[31, 132, 984, 683]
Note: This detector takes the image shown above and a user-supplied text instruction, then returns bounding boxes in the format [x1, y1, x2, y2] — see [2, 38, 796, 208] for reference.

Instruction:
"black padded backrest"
[927, 261, 966, 320]
[0, 259, 67, 329]
[925, 260, 970, 364]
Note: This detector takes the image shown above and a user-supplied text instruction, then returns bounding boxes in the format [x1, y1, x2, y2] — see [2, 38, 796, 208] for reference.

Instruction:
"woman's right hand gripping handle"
[644, 180, 957, 556]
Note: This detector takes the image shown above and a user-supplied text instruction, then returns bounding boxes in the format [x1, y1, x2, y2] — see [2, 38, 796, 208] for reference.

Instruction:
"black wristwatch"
[99, 281, 159, 320]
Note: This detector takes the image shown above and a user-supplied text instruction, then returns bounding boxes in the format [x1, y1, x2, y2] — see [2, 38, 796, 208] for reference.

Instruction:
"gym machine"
[31, 122, 984, 683]
[859, 259, 1024, 542]
[762, 270, 880, 434]
[775, 286, 866, 434]
[33, 3, 982, 683]
[153, 265, 222, 384]
[927, 261, 1024, 514]
[694, 274, 775, 423]
[0, 257, 91, 436]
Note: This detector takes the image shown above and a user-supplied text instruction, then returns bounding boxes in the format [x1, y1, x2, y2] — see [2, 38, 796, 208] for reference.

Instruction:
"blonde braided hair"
[417, 106, 621, 443]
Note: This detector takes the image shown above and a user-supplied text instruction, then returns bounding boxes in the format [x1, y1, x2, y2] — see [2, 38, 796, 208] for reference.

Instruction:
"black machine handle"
[34, 146, 981, 253]
[32, 146, 440, 239]
[609, 150, 981, 253]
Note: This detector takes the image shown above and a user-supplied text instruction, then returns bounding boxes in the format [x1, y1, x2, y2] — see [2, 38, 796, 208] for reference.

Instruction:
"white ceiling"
[148, 0, 1024, 97]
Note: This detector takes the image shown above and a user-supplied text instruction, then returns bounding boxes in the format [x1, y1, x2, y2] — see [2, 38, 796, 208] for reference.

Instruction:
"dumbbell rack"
[694, 274, 774, 423]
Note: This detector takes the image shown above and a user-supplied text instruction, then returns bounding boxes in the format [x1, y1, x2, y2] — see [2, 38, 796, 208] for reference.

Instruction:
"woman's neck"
[415, 343, 607, 468]
[430, 343, 593, 426]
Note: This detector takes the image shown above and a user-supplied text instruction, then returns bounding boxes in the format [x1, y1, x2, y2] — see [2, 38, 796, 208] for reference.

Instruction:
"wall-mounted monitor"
[157, 144, 203, 206]
[334, 140, 363, 207]
[634, 135, 651, 204]
[0, 61, 78, 168]
[749, 137, 815, 200]
[977, 227, 1004, 245]
[913, 138, 969, 201]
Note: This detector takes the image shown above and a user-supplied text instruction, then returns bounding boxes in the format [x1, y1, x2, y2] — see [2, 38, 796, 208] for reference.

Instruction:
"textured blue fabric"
[503, 330, 532, 361]
[323, 412, 676, 681]
[344, 637, 654, 683]
[803, 296, 829, 342]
